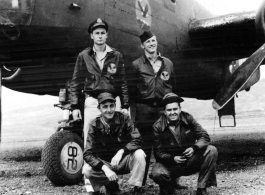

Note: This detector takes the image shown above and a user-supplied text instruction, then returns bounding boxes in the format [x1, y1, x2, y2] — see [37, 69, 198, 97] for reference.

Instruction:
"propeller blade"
[212, 43, 265, 110]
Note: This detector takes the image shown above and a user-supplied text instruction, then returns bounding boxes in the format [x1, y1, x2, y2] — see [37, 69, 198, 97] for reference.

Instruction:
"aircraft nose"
[0, 0, 35, 40]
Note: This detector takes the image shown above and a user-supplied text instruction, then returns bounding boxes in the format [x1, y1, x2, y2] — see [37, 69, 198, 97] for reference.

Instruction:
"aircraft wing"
[187, 1, 265, 109]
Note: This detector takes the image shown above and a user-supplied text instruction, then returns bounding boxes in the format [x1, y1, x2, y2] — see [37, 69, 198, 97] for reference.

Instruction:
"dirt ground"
[1, 127, 265, 195]
[2, 101, 265, 194]
[1, 157, 265, 195]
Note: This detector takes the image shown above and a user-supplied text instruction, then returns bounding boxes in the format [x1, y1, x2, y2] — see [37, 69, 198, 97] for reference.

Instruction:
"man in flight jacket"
[150, 93, 218, 195]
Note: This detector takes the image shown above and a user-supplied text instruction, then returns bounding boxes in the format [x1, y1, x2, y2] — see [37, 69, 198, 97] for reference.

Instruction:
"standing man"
[70, 18, 129, 146]
[129, 31, 179, 185]
[83, 92, 146, 195]
[150, 93, 218, 195]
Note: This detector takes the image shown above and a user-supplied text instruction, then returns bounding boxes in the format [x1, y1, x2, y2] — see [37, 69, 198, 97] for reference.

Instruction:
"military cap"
[160, 92, 184, 106]
[98, 92, 116, 104]
[139, 31, 155, 43]
[88, 18, 108, 33]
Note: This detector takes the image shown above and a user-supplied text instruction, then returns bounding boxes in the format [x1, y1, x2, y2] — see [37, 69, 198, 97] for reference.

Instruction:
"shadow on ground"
[212, 131, 265, 172]
[1, 131, 265, 172]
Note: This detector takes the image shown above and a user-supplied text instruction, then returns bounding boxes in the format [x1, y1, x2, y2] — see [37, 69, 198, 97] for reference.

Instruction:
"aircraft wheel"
[42, 131, 84, 186]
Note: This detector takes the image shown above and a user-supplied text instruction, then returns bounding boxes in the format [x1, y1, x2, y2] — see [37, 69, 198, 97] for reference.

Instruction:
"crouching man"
[150, 93, 218, 195]
[83, 92, 146, 195]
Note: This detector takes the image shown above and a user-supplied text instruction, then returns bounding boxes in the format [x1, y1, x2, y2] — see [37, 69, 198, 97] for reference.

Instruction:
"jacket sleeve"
[153, 125, 175, 164]
[188, 114, 211, 150]
[70, 53, 86, 109]
[116, 53, 129, 109]
[83, 124, 104, 171]
[169, 61, 177, 94]
[123, 116, 143, 155]
[127, 61, 139, 103]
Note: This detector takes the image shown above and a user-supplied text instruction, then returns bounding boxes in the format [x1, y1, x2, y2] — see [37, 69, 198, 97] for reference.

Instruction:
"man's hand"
[120, 108, 129, 116]
[183, 147, 194, 158]
[111, 149, 124, 168]
[102, 165, 118, 181]
[72, 109, 82, 121]
[174, 156, 187, 164]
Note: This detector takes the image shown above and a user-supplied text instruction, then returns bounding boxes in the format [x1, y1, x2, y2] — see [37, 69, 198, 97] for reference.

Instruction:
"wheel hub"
[60, 142, 83, 174]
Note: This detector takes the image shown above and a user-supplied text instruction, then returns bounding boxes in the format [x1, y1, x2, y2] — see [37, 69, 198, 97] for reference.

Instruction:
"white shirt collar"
[93, 44, 113, 54]
[146, 52, 162, 61]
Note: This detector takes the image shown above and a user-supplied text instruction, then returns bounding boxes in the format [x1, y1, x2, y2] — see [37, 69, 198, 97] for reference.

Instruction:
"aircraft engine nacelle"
[188, 1, 265, 61]
[255, 0, 265, 40]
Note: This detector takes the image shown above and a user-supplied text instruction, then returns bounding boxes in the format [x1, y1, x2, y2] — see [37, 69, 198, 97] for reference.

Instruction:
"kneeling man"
[83, 92, 146, 195]
[150, 93, 218, 195]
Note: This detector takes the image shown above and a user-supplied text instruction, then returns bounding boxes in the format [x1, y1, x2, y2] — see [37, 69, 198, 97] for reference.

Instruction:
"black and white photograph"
[1, 0, 265, 194]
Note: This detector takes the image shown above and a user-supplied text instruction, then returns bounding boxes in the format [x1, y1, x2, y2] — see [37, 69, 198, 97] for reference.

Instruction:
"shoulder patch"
[160, 71, 170, 81]
[107, 63, 117, 74]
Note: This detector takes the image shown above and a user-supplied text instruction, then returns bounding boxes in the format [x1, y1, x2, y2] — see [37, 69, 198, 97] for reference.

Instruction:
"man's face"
[141, 36, 157, 54]
[164, 102, 181, 123]
[90, 28, 108, 45]
[99, 101, 116, 121]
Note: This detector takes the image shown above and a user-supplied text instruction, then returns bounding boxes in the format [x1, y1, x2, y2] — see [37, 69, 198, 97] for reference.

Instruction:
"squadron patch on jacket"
[161, 71, 170, 81]
[108, 63, 117, 74]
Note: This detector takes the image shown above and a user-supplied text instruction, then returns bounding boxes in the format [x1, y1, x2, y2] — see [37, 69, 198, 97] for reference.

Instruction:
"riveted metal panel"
[105, 0, 140, 36]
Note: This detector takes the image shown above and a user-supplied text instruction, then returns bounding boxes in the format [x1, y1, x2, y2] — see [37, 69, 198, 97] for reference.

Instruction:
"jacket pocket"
[157, 78, 172, 95]
[137, 83, 149, 96]
[183, 130, 195, 140]
[84, 73, 95, 88]
[100, 76, 115, 91]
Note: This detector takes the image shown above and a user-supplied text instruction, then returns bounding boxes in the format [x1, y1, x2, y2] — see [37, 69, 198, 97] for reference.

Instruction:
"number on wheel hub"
[61, 142, 83, 174]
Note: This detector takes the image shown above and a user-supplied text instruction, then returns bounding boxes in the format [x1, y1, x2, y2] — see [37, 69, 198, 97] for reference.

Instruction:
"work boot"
[159, 185, 174, 195]
[174, 183, 188, 189]
[88, 192, 105, 195]
[88, 190, 105, 195]
[105, 181, 123, 195]
[196, 188, 207, 195]
[131, 186, 143, 195]
[88, 186, 107, 195]
[107, 189, 123, 195]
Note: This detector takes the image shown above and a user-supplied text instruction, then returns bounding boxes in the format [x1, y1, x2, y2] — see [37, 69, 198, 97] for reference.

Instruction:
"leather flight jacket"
[129, 54, 176, 103]
[152, 111, 211, 165]
[83, 112, 143, 170]
[70, 47, 129, 109]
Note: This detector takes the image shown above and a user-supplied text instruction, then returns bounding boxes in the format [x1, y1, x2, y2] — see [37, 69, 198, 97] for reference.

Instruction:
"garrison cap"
[139, 31, 155, 43]
[98, 92, 116, 104]
[160, 93, 184, 107]
[88, 18, 108, 33]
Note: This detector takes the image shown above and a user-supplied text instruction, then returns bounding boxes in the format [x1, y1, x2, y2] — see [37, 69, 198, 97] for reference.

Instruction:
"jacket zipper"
[168, 126, 182, 147]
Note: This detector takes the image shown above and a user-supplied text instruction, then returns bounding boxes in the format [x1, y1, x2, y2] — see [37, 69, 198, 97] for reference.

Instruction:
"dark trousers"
[135, 102, 163, 185]
[151, 145, 218, 188]
[135, 102, 163, 147]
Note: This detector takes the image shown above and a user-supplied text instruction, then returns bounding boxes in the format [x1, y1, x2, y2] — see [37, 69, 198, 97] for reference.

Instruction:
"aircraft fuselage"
[0, 0, 264, 99]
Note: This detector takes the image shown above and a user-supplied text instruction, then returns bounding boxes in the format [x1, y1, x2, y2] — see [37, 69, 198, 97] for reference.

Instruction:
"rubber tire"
[42, 131, 84, 186]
